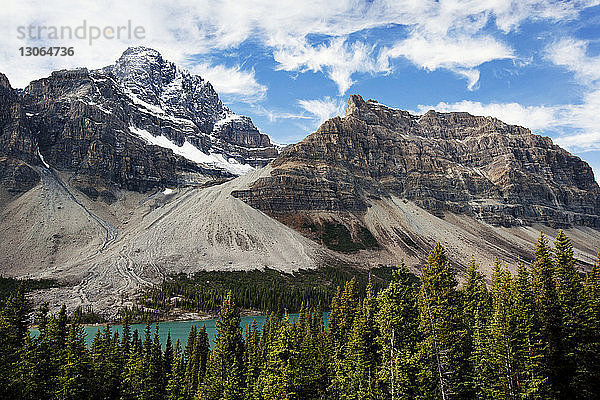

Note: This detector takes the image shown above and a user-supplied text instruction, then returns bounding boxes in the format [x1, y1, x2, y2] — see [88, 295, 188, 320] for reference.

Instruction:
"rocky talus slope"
[1, 77, 599, 314]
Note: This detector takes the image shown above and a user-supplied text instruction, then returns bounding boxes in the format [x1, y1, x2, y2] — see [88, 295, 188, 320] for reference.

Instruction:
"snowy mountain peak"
[98, 47, 278, 175]
[105, 47, 222, 128]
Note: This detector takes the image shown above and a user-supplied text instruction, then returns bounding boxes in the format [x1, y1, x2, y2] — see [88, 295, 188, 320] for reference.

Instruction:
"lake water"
[30, 312, 329, 349]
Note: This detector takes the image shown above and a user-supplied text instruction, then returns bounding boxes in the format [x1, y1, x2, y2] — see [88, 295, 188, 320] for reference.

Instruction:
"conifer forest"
[1, 231, 599, 400]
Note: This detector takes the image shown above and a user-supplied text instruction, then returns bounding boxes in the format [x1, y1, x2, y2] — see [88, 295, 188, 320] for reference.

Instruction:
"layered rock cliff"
[233, 95, 600, 252]
[2, 86, 600, 315]
[0, 47, 279, 196]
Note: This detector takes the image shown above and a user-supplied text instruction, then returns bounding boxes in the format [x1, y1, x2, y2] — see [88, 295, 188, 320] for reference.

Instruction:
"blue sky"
[3, 0, 600, 179]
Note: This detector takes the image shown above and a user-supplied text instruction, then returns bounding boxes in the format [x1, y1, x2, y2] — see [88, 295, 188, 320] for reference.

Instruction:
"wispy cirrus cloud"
[298, 96, 346, 125]
[3, 0, 597, 95]
[274, 38, 386, 95]
[384, 34, 513, 90]
[545, 37, 600, 84]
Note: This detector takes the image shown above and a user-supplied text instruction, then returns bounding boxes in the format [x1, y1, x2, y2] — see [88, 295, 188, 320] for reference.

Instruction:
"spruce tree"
[14, 332, 43, 399]
[164, 331, 174, 388]
[150, 323, 165, 399]
[577, 255, 600, 398]
[512, 261, 548, 398]
[186, 325, 209, 396]
[198, 292, 245, 400]
[336, 279, 381, 400]
[329, 279, 360, 356]
[166, 339, 187, 400]
[461, 257, 492, 398]
[56, 322, 89, 400]
[553, 230, 583, 397]
[244, 319, 262, 399]
[0, 284, 28, 396]
[531, 233, 563, 398]
[258, 316, 300, 399]
[488, 263, 519, 399]
[376, 263, 420, 399]
[415, 243, 469, 400]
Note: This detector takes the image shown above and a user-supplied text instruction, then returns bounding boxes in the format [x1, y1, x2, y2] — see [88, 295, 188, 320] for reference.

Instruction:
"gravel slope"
[2, 165, 599, 315]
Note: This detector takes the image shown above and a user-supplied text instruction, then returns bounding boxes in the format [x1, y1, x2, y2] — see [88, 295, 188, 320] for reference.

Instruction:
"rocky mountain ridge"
[234, 95, 599, 228]
[1, 47, 279, 197]
[1, 64, 600, 315]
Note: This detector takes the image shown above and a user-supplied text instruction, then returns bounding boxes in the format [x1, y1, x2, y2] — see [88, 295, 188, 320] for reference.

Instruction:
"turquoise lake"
[30, 312, 329, 349]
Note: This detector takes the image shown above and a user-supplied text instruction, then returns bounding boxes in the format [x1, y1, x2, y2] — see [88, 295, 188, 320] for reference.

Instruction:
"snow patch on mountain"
[129, 125, 254, 175]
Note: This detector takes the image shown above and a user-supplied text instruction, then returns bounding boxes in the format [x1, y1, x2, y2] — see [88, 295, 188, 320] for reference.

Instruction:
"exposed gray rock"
[1, 47, 279, 194]
[234, 95, 600, 236]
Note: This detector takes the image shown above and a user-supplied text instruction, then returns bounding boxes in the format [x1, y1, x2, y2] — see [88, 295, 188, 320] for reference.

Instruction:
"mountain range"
[1, 47, 599, 315]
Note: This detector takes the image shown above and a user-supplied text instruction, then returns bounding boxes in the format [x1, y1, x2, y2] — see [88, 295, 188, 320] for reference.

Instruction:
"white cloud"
[543, 38, 600, 152]
[250, 105, 313, 123]
[384, 34, 513, 90]
[298, 96, 346, 125]
[274, 37, 386, 94]
[188, 63, 267, 102]
[2, 0, 596, 95]
[546, 37, 600, 84]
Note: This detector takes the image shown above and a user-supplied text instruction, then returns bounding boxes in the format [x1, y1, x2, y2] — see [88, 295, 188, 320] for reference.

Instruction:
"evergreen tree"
[121, 344, 148, 400]
[462, 257, 491, 331]
[0, 284, 28, 396]
[166, 339, 187, 400]
[531, 233, 563, 398]
[186, 325, 209, 396]
[512, 261, 548, 399]
[91, 325, 122, 400]
[164, 331, 174, 388]
[258, 315, 301, 399]
[244, 319, 262, 399]
[198, 292, 245, 400]
[376, 263, 420, 399]
[121, 314, 132, 358]
[329, 279, 360, 356]
[461, 257, 492, 398]
[56, 322, 89, 400]
[36, 309, 68, 398]
[488, 263, 519, 399]
[335, 278, 381, 399]
[553, 230, 583, 397]
[577, 255, 600, 398]
[150, 324, 165, 399]
[13, 332, 43, 399]
[415, 243, 469, 400]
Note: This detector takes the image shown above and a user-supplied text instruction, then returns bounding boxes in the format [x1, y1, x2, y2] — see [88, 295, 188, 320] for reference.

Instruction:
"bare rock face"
[105, 47, 278, 166]
[0, 73, 37, 163]
[0, 47, 279, 195]
[0, 73, 40, 199]
[233, 95, 600, 247]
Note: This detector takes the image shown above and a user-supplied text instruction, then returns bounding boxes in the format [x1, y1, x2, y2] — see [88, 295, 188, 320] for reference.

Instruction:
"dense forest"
[1, 231, 599, 399]
[133, 265, 395, 320]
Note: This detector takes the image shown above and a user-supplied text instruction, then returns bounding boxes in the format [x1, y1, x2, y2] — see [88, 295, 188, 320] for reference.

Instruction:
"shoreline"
[28, 308, 269, 329]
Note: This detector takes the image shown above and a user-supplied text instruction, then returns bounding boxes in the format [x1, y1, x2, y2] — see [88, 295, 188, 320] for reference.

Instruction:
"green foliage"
[376, 263, 420, 399]
[321, 221, 379, 252]
[0, 233, 598, 400]
[199, 292, 246, 400]
[136, 266, 393, 319]
[416, 243, 470, 399]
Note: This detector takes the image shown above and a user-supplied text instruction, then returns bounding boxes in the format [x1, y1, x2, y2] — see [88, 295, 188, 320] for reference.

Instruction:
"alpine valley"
[1, 47, 599, 315]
